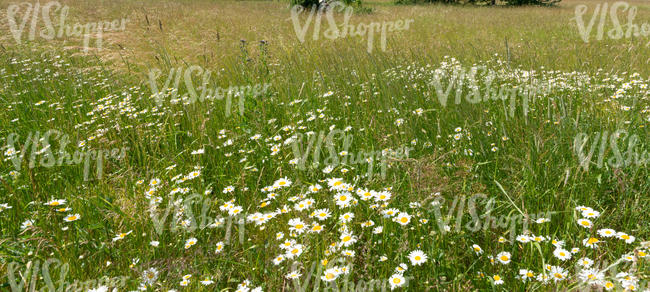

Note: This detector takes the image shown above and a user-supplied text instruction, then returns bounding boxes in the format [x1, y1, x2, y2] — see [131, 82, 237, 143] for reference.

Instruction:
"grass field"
[0, 0, 649, 291]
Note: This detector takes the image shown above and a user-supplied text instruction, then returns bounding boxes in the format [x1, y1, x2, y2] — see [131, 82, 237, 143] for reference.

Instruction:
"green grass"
[0, 0, 649, 291]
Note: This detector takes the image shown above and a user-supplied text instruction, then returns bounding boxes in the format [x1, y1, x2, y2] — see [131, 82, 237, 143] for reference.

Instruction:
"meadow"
[0, 0, 649, 291]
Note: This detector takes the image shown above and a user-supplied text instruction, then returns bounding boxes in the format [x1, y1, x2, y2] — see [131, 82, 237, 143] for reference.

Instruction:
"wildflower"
[339, 232, 357, 247]
[578, 257, 593, 268]
[518, 269, 534, 282]
[582, 209, 600, 218]
[286, 271, 302, 279]
[516, 235, 531, 243]
[394, 212, 411, 226]
[389, 274, 406, 289]
[321, 268, 340, 282]
[143, 268, 159, 284]
[598, 228, 617, 237]
[184, 237, 198, 249]
[285, 244, 304, 259]
[579, 268, 604, 284]
[617, 232, 635, 244]
[20, 220, 34, 230]
[45, 199, 66, 207]
[550, 266, 567, 282]
[492, 274, 504, 285]
[583, 237, 601, 248]
[496, 251, 511, 264]
[408, 250, 428, 266]
[113, 231, 133, 242]
[64, 214, 80, 222]
[273, 255, 285, 265]
[472, 244, 483, 255]
[553, 248, 571, 261]
[577, 218, 593, 228]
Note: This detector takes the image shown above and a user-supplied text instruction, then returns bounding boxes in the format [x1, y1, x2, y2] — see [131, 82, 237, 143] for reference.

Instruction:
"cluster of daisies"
[471, 205, 647, 290]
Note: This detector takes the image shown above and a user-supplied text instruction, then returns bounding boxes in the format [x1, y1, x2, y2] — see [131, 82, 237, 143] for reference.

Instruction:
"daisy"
[112, 231, 133, 242]
[321, 268, 340, 282]
[20, 220, 34, 230]
[638, 250, 648, 258]
[44, 199, 66, 207]
[389, 274, 406, 290]
[583, 237, 601, 248]
[551, 239, 565, 247]
[334, 192, 353, 208]
[273, 255, 285, 265]
[0, 203, 12, 212]
[579, 268, 604, 284]
[184, 237, 198, 249]
[531, 235, 546, 243]
[228, 206, 243, 216]
[311, 223, 324, 233]
[516, 235, 531, 243]
[621, 253, 635, 262]
[577, 218, 593, 228]
[518, 269, 534, 282]
[149, 178, 161, 188]
[472, 244, 483, 255]
[143, 268, 159, 284]
[63, 214, 80, 222]
[550, 266, 568, 282]
[288, 218, 307, 234]
[215, 241, 225, 253]
[597, 228, 617, 237]
[553, 248, 571, 261]
[578, 257, 593, 268]
[339, 232, 357, 247]
[576, 206, 593, 213]
[603, 281, 615, 290]
[582, 209, 600, 218]
[286, 271, 302, 279]
[285, 244, 304, 259]
[394, 212, 411, 226]
[273, 177, 292, 188]
[339, 212, 354, 223]
[617, 232, 635, 244]
[408, 250, 428, 266]
[496, 251, 511, 264]
[492, 274, 504, 285]
[535, 273, 549, 284]
[200, 278, 214, 286]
